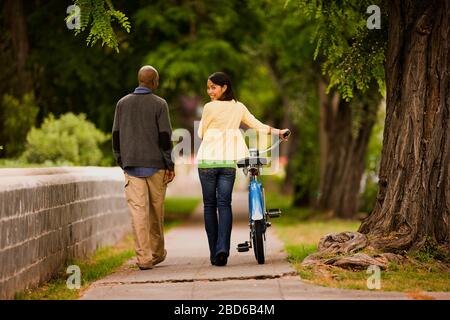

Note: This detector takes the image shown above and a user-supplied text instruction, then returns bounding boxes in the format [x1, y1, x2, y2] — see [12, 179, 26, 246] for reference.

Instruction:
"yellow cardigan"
[197, 100, 270, 162]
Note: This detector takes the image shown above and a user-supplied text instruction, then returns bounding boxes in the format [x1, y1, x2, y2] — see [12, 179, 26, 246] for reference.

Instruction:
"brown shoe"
[152, 249, 167, 266]
[137, 261, 153, 270]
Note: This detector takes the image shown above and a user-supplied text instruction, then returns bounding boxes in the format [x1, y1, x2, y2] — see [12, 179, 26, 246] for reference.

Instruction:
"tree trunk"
[317, 78, 340, 211]
[279, 95, 298, 195]
[317, 78, 380, 218]
[3, 0, 32, 96]
[266, 59, 296, 194]
[359, 0, 450, 252]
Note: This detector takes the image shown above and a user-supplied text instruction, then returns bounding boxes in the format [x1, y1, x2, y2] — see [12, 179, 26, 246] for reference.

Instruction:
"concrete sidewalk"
[81, 167, 450, 300]
[80, 220, 422, 300]
[81, 198, 450, 300]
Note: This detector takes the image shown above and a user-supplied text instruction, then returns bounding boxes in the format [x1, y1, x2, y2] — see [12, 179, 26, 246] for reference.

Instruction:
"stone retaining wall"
[0, 167, 130, 299]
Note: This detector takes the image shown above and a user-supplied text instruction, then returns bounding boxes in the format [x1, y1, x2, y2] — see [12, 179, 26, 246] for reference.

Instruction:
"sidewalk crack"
[94, 271, 297, 286]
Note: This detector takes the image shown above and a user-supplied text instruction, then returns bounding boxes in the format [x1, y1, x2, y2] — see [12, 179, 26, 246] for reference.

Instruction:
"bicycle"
[236, 130, 291, 264]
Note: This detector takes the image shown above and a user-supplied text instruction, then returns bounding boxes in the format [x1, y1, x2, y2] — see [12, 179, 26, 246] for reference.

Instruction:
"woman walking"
[197, 72, 289, 266]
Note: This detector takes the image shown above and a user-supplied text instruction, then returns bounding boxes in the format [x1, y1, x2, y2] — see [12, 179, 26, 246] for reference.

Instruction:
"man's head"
[138, 65, 159, 91]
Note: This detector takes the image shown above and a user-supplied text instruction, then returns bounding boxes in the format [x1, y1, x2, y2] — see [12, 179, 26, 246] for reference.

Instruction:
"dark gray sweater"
[112, 91, 174, 170]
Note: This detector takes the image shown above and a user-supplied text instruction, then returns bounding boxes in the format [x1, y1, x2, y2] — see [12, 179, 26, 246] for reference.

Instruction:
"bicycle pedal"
[267, 209, 281, 218]
[266, 221, 272, 227]
[237, 242, 250, 252]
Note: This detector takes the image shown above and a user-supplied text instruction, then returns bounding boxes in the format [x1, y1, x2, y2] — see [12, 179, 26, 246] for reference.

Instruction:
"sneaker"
[215, 252, 228, 266]
[152, 249, 167, 266]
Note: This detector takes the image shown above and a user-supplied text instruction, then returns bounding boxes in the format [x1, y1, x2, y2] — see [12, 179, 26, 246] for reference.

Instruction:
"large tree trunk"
[317, 78, 380, 218]
[359, 0, 450, 252]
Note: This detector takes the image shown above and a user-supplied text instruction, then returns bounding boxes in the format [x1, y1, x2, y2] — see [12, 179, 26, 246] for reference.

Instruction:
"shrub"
[0, 93, 39, 157]
[22, 113, 110, 166]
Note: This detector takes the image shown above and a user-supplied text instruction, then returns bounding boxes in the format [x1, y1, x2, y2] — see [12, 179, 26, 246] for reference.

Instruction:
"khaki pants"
[124, 170, 167, 266]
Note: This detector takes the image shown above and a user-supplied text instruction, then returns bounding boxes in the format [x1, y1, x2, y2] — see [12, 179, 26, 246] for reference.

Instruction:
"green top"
[197, 160, 236, 169]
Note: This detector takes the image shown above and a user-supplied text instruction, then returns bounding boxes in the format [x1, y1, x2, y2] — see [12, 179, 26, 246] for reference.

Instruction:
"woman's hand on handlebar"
[269, 127, 291, 141]
[279, 129, 291, 141]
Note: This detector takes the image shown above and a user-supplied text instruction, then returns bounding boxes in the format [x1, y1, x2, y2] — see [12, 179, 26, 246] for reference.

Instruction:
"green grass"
[164, 197, 201, 219]
[267, 190, 450, 293]
[15, 197, 200, 300]
[265, 191, 316, 225]
[285, 244, 318, 263]
[15, 235, 136, 300]
[164, 197, 201, 228]
[295, 261, 450, 293]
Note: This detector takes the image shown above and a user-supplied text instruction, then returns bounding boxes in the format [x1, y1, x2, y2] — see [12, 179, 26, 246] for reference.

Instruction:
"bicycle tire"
[253, 220, 266, 264]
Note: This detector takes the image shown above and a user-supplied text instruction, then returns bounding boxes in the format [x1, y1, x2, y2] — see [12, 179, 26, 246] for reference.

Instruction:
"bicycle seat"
[237, 157, 268, 168]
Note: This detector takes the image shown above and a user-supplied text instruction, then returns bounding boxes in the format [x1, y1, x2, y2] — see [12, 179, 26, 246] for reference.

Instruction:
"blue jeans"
[198, 168, 236, 263]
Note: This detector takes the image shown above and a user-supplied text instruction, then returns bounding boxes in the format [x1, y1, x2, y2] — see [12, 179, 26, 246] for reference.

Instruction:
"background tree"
[0, 0, 140, 159]
[133, 0, 263, 143]
[0, 0, 34, 157]
[294, 0, 385, 218]
[247, 0, 321, 206]
[3, 0, 32, 95]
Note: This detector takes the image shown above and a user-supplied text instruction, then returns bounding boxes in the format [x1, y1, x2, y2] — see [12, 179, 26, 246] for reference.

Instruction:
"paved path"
[81, 166, 450, 300]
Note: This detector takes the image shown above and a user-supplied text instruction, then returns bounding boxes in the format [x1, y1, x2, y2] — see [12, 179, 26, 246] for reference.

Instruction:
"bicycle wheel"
[252, 220, 266, 264]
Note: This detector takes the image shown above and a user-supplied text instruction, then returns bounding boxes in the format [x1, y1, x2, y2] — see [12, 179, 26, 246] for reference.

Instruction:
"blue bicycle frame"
[249, 178, 265, 221]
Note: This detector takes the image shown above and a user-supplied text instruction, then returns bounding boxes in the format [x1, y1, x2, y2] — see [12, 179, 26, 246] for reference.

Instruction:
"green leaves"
[294, 0, 387, 101]
[325, 28, 386, 101]
[68, 0, 131, 52]
[132, 0, 260, 102]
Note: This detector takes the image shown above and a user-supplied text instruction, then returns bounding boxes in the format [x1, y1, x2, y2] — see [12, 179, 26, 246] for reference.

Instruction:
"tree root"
[318, 231, 369, 254]
[302, 231, 407, 270]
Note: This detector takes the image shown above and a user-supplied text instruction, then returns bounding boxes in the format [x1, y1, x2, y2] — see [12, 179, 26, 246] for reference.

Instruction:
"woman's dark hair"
[208, 72, 235, 101]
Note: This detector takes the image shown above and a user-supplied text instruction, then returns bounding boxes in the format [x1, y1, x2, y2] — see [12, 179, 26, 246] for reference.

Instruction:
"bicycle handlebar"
[258, 130, 291, 155]
[283, 130, 292, 139]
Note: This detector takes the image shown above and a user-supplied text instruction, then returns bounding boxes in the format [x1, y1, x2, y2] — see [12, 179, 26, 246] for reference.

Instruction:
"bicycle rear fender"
[249, 180, 264, 221]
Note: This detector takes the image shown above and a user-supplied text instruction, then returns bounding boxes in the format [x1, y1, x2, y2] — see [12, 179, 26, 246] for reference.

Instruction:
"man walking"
[112, 65, 175, 270]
